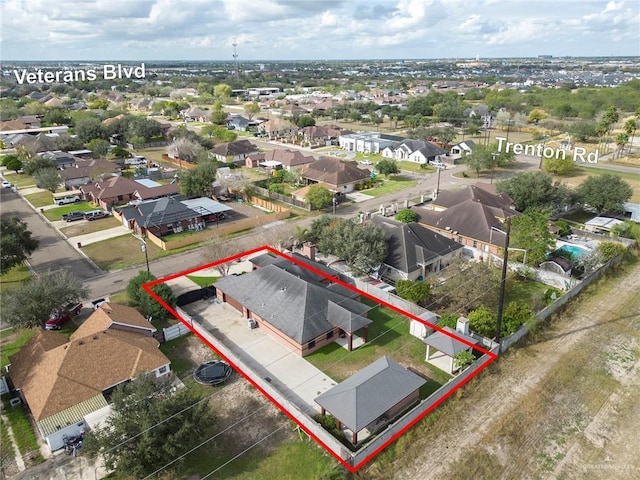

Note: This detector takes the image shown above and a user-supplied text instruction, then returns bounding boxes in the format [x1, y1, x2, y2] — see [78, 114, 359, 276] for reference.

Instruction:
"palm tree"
[624, 118, 637, 154]
[614, 132, 628, 159]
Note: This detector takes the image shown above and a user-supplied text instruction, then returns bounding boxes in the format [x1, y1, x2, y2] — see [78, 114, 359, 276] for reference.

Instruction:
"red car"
[45, 302, 82, 330]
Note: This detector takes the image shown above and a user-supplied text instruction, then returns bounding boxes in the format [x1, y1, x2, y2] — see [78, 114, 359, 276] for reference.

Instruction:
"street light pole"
[133, 234, 150, 274]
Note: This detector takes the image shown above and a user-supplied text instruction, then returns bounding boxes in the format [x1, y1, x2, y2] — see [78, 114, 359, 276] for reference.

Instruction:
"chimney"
[302, 242, 316, 261]
[456, 317, 470, 336]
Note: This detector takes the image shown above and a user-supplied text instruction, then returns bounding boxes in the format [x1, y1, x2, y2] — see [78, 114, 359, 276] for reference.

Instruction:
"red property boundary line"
[143, 245, 499, 473]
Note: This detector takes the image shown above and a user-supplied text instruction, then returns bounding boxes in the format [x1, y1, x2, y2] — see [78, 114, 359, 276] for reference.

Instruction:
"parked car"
[45, 302, 83, 330]
[62, 211, 86, 222]
[359, 160, 372, 165]
[84, 210, 110, 221]
[2, 180, 12, 188]
[429, 160, 446, 168]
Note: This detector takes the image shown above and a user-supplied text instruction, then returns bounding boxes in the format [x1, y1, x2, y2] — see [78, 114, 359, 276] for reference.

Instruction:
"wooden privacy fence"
[147, 209, 291, 250]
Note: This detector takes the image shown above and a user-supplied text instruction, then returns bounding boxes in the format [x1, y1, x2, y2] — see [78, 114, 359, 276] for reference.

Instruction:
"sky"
[1, 0, 639, 61]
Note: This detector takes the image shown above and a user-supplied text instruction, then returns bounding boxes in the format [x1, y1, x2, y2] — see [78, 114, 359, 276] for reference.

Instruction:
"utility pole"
[495, 216, 511, 344]
[434, 166, 441, 199]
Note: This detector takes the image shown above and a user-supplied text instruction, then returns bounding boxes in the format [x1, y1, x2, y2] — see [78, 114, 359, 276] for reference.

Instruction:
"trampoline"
[193, 360, 232, 385]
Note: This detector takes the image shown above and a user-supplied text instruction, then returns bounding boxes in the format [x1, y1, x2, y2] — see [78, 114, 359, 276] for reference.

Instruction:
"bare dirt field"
[362, 257, 640, 480]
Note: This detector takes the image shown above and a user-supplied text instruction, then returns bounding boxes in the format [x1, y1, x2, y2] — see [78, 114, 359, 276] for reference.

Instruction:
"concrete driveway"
[183, 301, 337, 415]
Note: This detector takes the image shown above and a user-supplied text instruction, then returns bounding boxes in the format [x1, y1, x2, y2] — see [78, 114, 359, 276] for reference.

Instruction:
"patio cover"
[423, 326, 478, 357]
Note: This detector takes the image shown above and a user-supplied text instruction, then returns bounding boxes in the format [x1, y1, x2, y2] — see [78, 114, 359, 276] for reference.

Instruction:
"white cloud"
[0, 0, 638, 60]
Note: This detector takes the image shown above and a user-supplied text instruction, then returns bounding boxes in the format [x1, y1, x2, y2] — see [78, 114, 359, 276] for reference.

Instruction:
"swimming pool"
[554, 244, 591, 259]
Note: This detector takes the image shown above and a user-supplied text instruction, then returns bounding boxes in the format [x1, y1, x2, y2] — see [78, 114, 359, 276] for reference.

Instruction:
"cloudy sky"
[1, 0, 638, 61]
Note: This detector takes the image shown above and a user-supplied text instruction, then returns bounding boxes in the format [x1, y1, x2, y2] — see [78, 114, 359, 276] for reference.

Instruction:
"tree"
[308, 217, 387, 275]
[126, 271, 176, 321]
[464, 147, 491, 177]
[467, 305, 497, 338]
[82, 373, 215, 478]
[179, 160, 218, 197]
[395, 280, 430, 306]
[243, 102, 261, 120]
[55, 133, 84, 152]
[453, 350, 475, 370]
[376, 159, 399, 177]
[395, 209, 418, 223]
[496, 171, 572, 213]
[43, 107, 71, 126]
[214, 83, 233, 99]
[304, 184, 334, 209]
[22, 154, 55, 176]
[597, 241, 626, 261]
[204, 237, 246, 276]
[111, 146, 131, 159]
[33, 167, 62, 193]
[509, 211, 556, 266]
[75, 117, 108, 143]
[576, 174, 633, 214]
[623, 118, 637, 154]
[502, 301, 534, 336]
[429, 258, 501, 313]
[527, 108, 548, 124]
[437, 313, 459, 329]
[1, 217, 39, 275]
[295, 114, 316, 128]
[87, 98, 110, 110]
[87, 138, 110, 158]
[569, 120, 598, 142]
[542, 155, 576, 175]
[614, 132, 628, 158]
[2, 154, 23, 173]
[168, 137, 204, 164]
[1, 269, 87, 328]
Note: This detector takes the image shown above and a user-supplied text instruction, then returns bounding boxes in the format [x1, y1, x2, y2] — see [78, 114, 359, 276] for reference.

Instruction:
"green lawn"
[1, 329, 34, 370]
[108, 290, 130, 306]
[306, 298, 451, 386]
[196, 439, 340, 480]
[186, 275, 219, 287]
[505, 278, 559, 312]
[1, 399, 43, 461]
[1, 172, 36, 189]
[23, 191, 53, 207]
[362, 176, 417, 198]
[0, 264, 31, 289]
[396, 161, 436, 174]
[43, 202, 97, 221]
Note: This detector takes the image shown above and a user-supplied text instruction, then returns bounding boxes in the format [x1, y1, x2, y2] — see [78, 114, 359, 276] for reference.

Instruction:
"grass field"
[59, 217, 121, 237]
[80, 234, 163, 270]
[42, 202, 97, 221]
[363, 176, 417, 197]
[0, 264, 31, 290]
[554, 165, 640, 202]
[0, 328, 34, 370]
[186, 275, 219, 287]
[1, 172, 36, 189]
[306, 298, 451, 388]
[23, 191, 53, 207]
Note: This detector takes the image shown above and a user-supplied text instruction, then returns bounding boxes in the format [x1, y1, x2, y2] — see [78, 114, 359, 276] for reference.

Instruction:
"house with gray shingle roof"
[315, 356, 426, 444]
[215, 263, 372, 356]
[372, 216, 464, 282]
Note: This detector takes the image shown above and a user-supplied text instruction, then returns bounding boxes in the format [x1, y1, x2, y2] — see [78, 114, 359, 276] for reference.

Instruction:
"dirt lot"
[363, 257, 640, 480]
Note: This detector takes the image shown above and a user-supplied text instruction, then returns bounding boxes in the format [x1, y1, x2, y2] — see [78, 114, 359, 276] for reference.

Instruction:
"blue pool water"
[554, 244, 590, 258]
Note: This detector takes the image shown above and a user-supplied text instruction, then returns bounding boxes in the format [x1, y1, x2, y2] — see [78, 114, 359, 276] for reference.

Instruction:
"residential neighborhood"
[1, 49, 639, 480]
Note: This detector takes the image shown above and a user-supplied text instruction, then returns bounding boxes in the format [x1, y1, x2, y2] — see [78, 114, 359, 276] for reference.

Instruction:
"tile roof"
[8, 304, 169, 422]
[315, 356, 426, 433]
